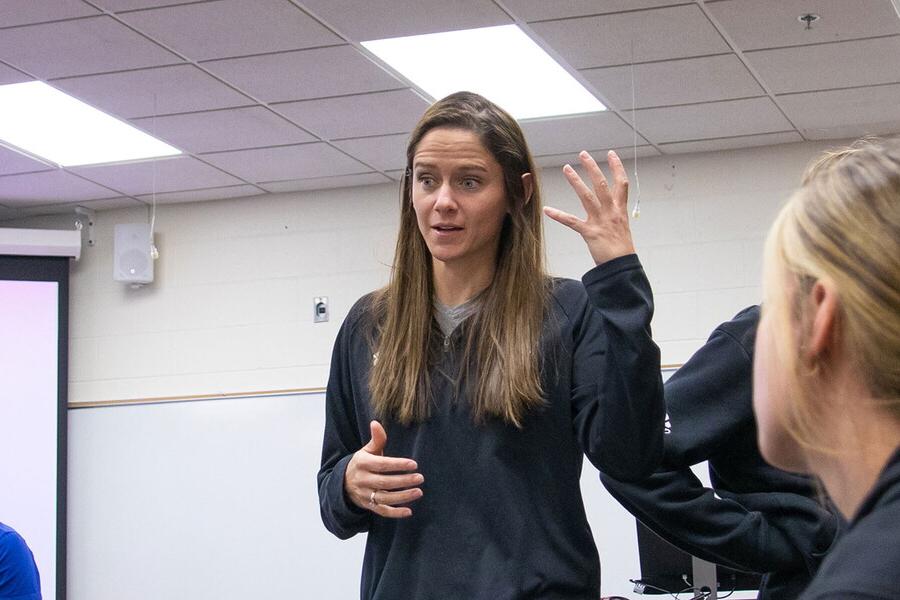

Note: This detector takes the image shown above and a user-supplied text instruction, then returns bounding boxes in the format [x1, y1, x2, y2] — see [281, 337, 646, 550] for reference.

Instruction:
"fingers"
[355, 450, 417, 474]
[365, 471, 425, 492]
[363, 420, 387, 455]
[606, 150, 629, 211]
[369, 485, 423, 519]
[543, 206, 585, 234]
[562, 163, 597, 218]
[371, 503, 414, 519]
[578, 150, 610, 206]
[373, 487, 423, 508]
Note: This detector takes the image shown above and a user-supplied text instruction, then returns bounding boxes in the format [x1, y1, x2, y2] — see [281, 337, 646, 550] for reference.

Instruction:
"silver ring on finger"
[369, 490, 379, 508]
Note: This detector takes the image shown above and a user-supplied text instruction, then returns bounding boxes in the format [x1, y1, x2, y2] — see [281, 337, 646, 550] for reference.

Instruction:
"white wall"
[6, 138, 846, 598]
[20, 139, 839, 405]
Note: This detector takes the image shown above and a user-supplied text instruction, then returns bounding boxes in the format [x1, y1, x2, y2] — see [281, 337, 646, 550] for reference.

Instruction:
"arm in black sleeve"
[571, 253, 665, 481]
[600, 467, 804, 573]
[600, 306, 839, 574]
[660, 307, 758, 469]
[317, 312, 372, 540]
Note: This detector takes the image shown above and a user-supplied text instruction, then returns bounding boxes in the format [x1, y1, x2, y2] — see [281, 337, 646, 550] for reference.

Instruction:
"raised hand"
[544, 150, 636, 266]
[344, 420, 424, 518]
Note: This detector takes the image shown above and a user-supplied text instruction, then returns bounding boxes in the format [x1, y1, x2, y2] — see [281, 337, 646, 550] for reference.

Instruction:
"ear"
[804, 279, 839, 362]
[521, 172, 534, 205]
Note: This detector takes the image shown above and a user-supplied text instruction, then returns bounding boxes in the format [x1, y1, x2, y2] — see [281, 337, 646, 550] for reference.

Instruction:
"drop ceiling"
[1, 0, 899, 219]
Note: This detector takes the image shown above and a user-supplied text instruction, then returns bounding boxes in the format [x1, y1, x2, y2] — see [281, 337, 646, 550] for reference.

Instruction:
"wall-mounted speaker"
[113, 223, 154, 285]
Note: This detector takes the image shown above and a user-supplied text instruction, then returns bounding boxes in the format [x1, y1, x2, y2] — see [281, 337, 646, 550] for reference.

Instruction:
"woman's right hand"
[344, 420, 424, 518]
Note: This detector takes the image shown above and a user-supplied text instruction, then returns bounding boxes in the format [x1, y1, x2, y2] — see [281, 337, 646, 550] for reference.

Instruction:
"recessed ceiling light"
[0, 81, 181, 167]
[362, 25, 605, 120]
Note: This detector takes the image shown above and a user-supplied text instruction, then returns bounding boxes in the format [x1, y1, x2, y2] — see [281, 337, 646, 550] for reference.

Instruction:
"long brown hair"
[369, 91, 549, 427]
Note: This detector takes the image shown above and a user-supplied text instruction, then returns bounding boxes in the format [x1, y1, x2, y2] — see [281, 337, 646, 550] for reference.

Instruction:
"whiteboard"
[66, 390, 754, 599]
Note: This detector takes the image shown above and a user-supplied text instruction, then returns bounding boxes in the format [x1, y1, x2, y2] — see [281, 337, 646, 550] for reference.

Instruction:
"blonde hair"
[763, 138, 900, 450]
[368, 92, 549, 427]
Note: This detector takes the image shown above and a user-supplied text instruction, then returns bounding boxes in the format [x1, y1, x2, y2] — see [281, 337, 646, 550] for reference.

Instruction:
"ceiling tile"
[274, 89, 430, 140]
[529, 4, 730, 69]
[119, 0, 342, 61]
[332, 134, 409, 171]
[201, 143, 370, 182]
[0, 170, 121, 205]
[71, 156, 243, 195]
[259, 173, 392, 193]
[582, 54, 763, 110]
[202, 46, 403, 103]
[520, 112, 643, 156]
[92, 1, 202, 9]
[0, 62, 32, 85]
[0, 16, 181, 79]
[52, 65, 252, 119]
[504, 0, 689, 22]
[659, 131, 803, 154]
[0, 0, 99, 27]
[624, 97, 794, 143]
[0, 145, 55, 176]
[707, 0, 900, 52]
[131, 107, 315, 154]
[534, 145, 659, 168]
[778, 84, 900, 140]
[745, 36, 900, 94]
[300, 0, 511, 40]
[136, 185, 265, 204]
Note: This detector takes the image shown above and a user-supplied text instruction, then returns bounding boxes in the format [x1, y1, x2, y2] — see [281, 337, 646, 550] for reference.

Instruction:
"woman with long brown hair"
[318, 91, 664, 599]
[754, 139, 900, 598]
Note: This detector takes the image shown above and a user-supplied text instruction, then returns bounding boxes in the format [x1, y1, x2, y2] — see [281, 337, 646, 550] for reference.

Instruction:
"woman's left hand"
[544, 150, 636, 266]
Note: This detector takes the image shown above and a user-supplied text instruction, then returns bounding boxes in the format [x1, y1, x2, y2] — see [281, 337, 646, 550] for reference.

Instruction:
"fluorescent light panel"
[362, 25, 605, 120]
[0, 81, 180, 167]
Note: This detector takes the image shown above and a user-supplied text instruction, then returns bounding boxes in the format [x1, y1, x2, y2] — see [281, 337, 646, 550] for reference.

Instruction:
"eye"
[460, 177, 480, 191]
[417, 174, 436, 189]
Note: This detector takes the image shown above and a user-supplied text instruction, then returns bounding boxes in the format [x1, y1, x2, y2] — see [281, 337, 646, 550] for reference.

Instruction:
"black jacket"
[318, 254, 665, 599]
[600, 306, 840, 599]
[797, 447, 900, 599]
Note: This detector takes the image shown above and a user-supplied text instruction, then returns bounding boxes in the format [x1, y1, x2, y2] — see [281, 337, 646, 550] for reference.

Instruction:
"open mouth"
[433, 225, 463, 232]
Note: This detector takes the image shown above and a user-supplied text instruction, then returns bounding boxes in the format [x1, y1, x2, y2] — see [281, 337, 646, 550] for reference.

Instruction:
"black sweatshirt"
[600, 306, 840, 599]
[797, 447, 900, 600]
[318, 254, 665, 600]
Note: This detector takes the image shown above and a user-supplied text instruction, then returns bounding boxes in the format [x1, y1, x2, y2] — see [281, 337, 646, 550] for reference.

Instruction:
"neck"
[805, 376, 900, 519]
[432, 257, 495, 307]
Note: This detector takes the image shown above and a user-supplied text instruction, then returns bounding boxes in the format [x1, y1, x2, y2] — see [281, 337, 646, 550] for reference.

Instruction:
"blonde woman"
[754, 139, 900, 599]
[317, 92, 664, 599]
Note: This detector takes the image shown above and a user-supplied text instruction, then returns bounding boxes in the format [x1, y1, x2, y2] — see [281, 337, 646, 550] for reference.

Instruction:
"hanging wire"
[149, 93, 159, 260]
[630, 38, 641, 219]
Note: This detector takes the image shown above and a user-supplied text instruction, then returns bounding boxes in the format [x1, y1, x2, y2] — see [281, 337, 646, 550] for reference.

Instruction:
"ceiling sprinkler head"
[798, 13, 820, 29]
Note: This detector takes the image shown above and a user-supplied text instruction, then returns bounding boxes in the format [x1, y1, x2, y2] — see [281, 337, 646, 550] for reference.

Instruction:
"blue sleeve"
[570, 254, 665, 481]
[0, 529, 42, 600]
[316, 315, 372, 540]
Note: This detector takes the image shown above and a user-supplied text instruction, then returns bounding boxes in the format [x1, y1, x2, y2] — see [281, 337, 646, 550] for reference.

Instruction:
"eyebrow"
[412, 161, 489, 174]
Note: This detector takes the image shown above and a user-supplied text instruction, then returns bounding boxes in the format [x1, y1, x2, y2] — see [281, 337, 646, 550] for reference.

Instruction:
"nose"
[433, 182, 457, 213]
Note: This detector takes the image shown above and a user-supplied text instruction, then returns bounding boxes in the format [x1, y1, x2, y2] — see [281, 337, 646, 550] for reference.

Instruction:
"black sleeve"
[600, 305, 839, 574]
[571, 253, 665, 481]
[661, 308, 758, 468]
[599, 468, 806, 572]
[316, 312, 373, 540]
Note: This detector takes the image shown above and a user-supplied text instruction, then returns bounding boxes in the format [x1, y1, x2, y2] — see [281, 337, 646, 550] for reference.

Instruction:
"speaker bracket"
[74, 206, 96, 248]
